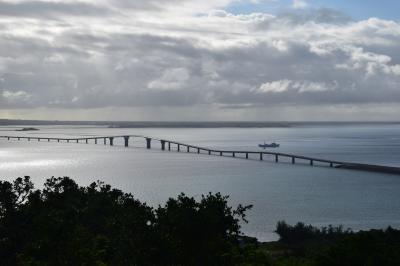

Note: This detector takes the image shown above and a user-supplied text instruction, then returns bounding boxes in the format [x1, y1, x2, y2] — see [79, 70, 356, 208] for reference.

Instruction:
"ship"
[258, 142, 280, 148]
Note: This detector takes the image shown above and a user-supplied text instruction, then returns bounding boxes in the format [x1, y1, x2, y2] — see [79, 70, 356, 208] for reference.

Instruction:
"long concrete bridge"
[1, 135, 400, 175]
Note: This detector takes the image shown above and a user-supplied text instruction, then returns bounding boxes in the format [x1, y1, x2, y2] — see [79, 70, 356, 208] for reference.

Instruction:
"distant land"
[15, 127, 39, 132]
[1, 119, 400, 128]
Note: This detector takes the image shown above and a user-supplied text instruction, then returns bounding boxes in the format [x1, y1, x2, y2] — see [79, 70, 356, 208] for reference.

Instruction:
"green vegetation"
[1, 177, 400, 265]
[268, 221, 400, 266]
[0, 177, 258, 265]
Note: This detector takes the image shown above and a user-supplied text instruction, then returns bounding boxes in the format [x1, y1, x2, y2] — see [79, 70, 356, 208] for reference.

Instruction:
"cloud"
[258, 80, 292, 93]
[0, 0, 399, 120]
[2, 90, 31, 101]
[148, 68, 190, 91]
[0, 1, 112, 19]
[292, 0, 308, 9]
[273, 8, 352, 25]
[258, 80, 337, 94]
[1, 89, 32, 108]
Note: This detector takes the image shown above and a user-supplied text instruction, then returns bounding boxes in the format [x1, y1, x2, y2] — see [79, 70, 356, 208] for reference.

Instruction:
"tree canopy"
[2, 176, 400, 266]
[0, 176, 253, 265]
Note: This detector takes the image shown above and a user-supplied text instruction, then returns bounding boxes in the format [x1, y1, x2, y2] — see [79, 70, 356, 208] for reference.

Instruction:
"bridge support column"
[57, 139, 60, 143]
[275, 155, 278, 162]
[330, 162, 333, 168]
[28, 138, 30, 141]
[177, 144, 180, 152]
[208, 150, 211, 155]
[220, 151, 223, 156]
[168, 142, 171, 151]
[67, 140, 69, 143]
[233, 152, 235, 157]
[48, 139, 50, 142]
[292, 157, 295, 164]
[95, 139, 97, 144]
[7, 137, 10, 140]
[161, 140, 166, 150]
[187, 146, 190, 153]
[246, 153, 249, 159]
[104, 138, 106, 145]
[124, 136, 129, 147]
[197, 148, 200, 154]
[260, 153, 263, 161]
[109, 137, 114, 146]
[310, 160, 313, 166]
[77, 139, 79, 143]
[18, 137, 20, 141]
[146, 138, 151, 149]
[86, 139, 88, 144]
[38, 138, 40, 142]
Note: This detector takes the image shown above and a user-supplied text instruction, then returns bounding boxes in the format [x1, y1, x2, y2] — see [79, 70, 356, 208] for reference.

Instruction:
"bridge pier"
[146, 138, 151, 149]
[168, 142, 171, 151]
[310, 160, 313, 166]
[7, 137, 10, 140]
[197, 148, 200, 154]
[86, 139, 88, 144]
[246, 153, 249, 159]
[57, 139, 60, 143]
[177, 144, 180, 152]
[220, 151, 223, 156]
[109, 137, 114, 146]
[38, 138, 40, 142]
[76, 139, 79, 143]
[260, 153, 263, 161]
[161, 140, 166, 150]
[208, 150, 211, 155]
[48, 138, 50, 142]
[187, 146, 190, 153]
[124, 136, 129, 147]
[275, 155, 278, 163]
[292, 157, 295, 164]
[67, 140, 70, 143]
[28, 138, 30, 141]
[330, 162, 333, 168]
[233, 152, 235, 157]
[18, 137, 20, 141]
[104, 138, 106, 145]
[95, 138, 97, 144]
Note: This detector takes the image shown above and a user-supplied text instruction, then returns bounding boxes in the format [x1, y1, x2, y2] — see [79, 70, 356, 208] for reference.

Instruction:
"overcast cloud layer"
[0, 0, 400, 120]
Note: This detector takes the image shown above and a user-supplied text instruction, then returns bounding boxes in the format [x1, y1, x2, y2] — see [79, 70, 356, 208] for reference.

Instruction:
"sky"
[228, 0, 400, 21]
[0, 0, 399, 121]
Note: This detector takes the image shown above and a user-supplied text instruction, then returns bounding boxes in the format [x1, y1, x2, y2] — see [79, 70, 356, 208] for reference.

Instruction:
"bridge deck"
[1, 135, 399, 175]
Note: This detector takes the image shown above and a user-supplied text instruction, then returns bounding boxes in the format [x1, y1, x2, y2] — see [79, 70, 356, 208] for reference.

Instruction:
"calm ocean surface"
[1, 124, 400, 241]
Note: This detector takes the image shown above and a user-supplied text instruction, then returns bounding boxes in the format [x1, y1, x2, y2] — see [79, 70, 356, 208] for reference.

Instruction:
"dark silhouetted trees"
[1, 176, 400, 265]
[0, 176, 254, 265]
[275, 221, 400, 266]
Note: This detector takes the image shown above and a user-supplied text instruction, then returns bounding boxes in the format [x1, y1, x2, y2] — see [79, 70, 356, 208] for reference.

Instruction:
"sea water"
[0, 124, 400, 241]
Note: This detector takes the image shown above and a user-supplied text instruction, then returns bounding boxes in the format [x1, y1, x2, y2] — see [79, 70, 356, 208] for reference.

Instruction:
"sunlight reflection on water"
[0, 159, 65, 170]
[1, 125, 400, 241]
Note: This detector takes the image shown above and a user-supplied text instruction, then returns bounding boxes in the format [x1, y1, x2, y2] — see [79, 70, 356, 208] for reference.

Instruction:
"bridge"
[1, 135, 400, 175]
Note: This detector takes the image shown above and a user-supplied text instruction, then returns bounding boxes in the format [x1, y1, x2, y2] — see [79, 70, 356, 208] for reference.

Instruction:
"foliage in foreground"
[271, 221, 400, 266]
[1, 177, 400, 266]
[0, 176, 257, 265]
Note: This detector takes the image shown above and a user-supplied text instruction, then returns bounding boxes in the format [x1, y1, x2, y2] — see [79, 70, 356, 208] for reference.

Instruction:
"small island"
[15, 127, 39, 131]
